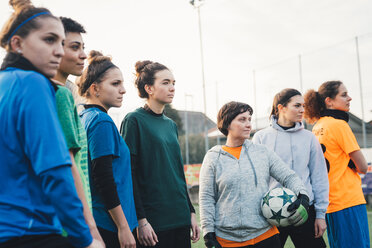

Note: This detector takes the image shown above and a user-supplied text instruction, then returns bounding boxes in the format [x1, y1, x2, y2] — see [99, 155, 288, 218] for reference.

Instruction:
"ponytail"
[304, 80, 342, 124]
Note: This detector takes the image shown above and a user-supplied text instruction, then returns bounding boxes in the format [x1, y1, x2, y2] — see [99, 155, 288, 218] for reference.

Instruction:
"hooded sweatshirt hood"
[252, 116, 329, 219]
[270, 116, 304, 132]
[208, 140, 258, 187]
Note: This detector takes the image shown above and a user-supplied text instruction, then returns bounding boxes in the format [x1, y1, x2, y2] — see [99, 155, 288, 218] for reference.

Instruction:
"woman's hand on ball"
[287, 193, 309, 226]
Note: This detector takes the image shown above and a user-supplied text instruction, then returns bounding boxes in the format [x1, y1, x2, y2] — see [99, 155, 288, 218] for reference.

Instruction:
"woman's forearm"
[108, 205, 131, 231]
[349, 150, 368, 174]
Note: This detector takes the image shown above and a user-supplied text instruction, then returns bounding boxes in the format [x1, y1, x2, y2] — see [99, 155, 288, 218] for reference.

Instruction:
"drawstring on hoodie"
[216, 144, 258, 187]
[217, 149, 222, 161]
[271, 116, 299, 170]
[273, 130, 295, 170]
[245, 146, 258, 187]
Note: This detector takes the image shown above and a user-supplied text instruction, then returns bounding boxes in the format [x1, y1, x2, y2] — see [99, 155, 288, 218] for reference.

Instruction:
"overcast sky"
[1, 0, 371, 127]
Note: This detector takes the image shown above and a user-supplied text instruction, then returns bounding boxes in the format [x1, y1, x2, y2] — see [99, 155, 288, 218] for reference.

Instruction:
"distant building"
[207, 116, 271, 141]
[178, 110, 216, 135]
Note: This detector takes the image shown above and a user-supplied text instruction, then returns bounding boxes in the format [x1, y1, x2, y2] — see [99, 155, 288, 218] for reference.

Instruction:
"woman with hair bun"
[120, 60, 200, 248]
[253, 88, 329, 248]
[0, 0, 97, 247]
[78, 50, 137, 248]
[304, 81, 370, 248]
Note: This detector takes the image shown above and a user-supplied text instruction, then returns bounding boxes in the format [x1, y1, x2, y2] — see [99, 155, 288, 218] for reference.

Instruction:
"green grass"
[192, 204, 372, 248]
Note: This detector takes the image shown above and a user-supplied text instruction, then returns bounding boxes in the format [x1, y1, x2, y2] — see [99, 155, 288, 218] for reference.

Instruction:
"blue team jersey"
[0, 68, 70, 239]
[0, 68, 91, 247]
[80, 107, 138, 232]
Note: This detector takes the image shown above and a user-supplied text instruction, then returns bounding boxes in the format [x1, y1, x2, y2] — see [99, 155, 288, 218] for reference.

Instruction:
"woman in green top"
[52, 17, 104, 247]
[120, 60, 200, 248]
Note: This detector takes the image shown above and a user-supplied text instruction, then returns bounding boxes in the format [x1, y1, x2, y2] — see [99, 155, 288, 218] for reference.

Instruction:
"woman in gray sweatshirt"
[199, 101, 309, 248]
[252, 88, 329, 248]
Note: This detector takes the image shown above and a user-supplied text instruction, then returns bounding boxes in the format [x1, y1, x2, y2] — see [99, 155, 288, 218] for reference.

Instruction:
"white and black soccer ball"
[261, 187, 297, 227]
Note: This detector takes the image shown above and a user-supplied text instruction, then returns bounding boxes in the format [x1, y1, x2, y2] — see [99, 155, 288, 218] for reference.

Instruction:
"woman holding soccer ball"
[304, 81, 370, 248]
[199, 101, 309, 248]
[252, 88, 329, 247]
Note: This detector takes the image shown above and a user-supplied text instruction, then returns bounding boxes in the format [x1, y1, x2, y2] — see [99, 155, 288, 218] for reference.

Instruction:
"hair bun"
[87, 50, 112, 65]
[9, 0, 33, 12]
[135, 60, 153, 74]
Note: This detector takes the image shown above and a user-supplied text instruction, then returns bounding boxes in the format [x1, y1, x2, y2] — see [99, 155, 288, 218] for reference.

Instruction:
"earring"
[16, 49, 22, 54]
[95, 93, 99, 97]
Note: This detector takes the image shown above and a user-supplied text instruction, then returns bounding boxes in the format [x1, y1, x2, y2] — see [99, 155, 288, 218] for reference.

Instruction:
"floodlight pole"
[298, 54, 303, 92]
[355, 36, 367, 148]
[298, 54, 308, 129]
[190, 0, 209, 153]
[252, 70, 258, 130]
[215, 81, 220, 145]
[184, 94, 194, 165]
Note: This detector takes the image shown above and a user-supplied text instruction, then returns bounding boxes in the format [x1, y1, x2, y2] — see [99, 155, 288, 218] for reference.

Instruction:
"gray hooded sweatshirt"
[252, 117, 329, 219]
[199, 139, 307, 242]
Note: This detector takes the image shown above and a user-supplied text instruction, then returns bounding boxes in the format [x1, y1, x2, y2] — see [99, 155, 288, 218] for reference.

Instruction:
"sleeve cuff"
[68, 227, 93, 248]
[203, 226, 215, 235]
[137, 213, 146, 220]
[315, 210, 327, 219]
[106, 200, 121, 211]
[299, 190, 309, 197]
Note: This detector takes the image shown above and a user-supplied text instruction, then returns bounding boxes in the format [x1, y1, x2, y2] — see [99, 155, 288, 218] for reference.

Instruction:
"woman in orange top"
[304, 80, 370, 248]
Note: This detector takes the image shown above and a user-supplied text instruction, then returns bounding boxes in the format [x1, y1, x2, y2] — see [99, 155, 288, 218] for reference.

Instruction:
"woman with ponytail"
[0, 1, 97, 247]
[120, 60, 200, 248]
[304, 81, 370, 248]
[78, 51, 137, 248]
[253, 88, 329, 248]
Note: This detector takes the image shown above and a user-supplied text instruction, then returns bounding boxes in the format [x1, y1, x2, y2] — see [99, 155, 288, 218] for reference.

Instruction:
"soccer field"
[191, 204, 372, 248]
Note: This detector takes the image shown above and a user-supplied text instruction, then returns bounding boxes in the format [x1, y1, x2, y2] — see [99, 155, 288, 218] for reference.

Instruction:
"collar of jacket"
[210, 139, 258, 187]
[320, 109, 349, 122]
[83, 104, 108, 113]
[270, 115, 304, 132]
[1, 52, 58, 91]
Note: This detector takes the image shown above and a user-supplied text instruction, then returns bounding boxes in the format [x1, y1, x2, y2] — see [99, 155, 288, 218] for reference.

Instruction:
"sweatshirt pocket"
[215, 206, 241, 230]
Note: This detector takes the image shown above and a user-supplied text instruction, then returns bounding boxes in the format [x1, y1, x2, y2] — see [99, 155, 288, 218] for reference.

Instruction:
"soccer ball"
[261, 187, 297, 227]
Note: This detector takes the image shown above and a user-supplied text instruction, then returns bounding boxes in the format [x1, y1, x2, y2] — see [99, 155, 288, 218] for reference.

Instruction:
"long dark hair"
[270, 88, 301, 118]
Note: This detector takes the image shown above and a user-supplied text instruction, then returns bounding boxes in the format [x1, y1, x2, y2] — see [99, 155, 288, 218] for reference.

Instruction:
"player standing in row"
[0, 0, 98, 247]
[199, 101, 309, 248]
[304, 81, 370, 248]
[53, 17, 105, 247]
[120, 60, 200, 248]
[253, 88, 329, 248]
[78, 51, 137, 248]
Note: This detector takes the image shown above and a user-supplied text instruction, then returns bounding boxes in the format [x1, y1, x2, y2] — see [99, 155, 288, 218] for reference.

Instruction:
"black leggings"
[134, 226, 191, 248]
[0, 234, 74, 248]
[98, 227, 121, 248]
[278, 205, 326, 248]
